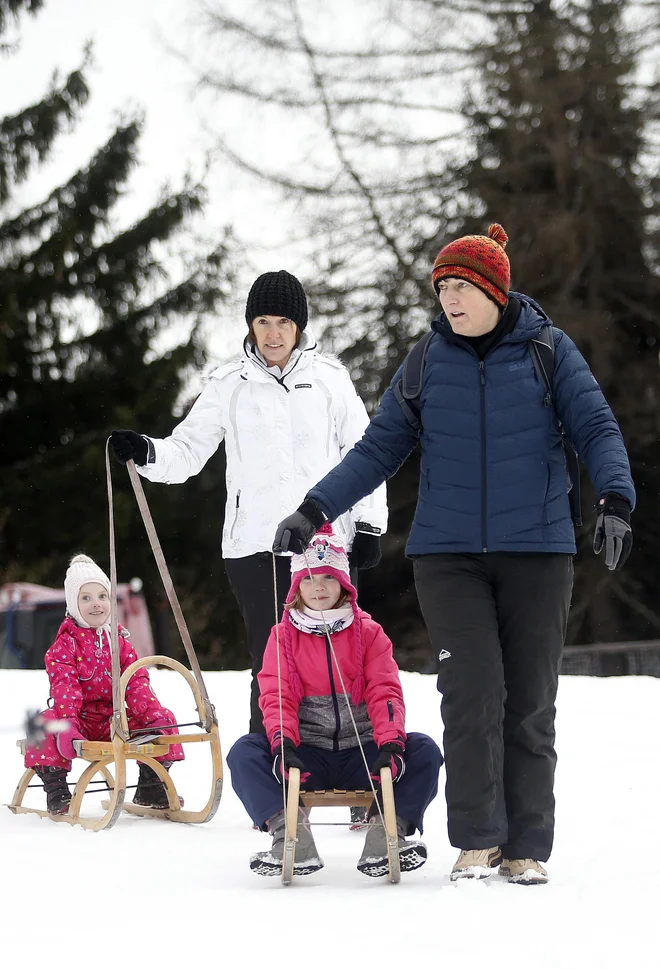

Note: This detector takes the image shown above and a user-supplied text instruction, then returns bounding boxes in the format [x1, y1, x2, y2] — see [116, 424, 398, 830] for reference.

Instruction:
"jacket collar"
[431, 292, 552, 348]
[242, 328, 318, 383]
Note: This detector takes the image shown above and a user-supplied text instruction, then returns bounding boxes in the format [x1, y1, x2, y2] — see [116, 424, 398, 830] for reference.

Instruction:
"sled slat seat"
[300, 788, 375, 809]
[135, 732, 211, 746]
[73, 739, 171, 759]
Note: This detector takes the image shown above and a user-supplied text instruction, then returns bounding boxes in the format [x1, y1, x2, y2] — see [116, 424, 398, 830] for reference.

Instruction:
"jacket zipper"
[480, 360, 488, 552]
[324, 632, 342, 752]
[229, 490, 241, 539]
[387, 700, 394, 722]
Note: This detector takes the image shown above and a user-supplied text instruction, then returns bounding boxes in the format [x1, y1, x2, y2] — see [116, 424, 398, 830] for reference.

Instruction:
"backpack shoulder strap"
[529, 323, 555, 403]
[528, 324, 583, 527]
[393, 330, 435, 432]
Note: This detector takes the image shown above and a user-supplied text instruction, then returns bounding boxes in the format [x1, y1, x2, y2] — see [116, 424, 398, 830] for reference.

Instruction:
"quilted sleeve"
[552, 330, 635, 508]
[308, 364, 420, 522]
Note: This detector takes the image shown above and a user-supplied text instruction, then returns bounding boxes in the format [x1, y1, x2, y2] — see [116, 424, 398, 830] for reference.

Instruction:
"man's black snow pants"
[414, 552, 573, 862]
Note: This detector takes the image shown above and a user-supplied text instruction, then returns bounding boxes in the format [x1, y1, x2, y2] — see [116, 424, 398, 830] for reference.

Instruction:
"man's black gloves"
[273, 497, 326, 554]
[109, 429, 148, 467]
[350, 525, 382, 571]
[593, 493, 632, 571]
[272, 738, 309, 783]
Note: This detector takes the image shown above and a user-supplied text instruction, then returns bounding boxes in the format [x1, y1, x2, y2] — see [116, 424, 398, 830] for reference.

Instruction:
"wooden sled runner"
[281, 765, 400, 886]
[8, 454, 223, 830]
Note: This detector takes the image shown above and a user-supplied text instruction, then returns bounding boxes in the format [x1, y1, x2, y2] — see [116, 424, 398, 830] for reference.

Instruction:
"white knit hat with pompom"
[64, 554, 111, 627]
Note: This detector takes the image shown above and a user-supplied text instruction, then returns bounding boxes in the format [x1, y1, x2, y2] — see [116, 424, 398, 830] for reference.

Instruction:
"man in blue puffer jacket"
[273, 223, 634, 885]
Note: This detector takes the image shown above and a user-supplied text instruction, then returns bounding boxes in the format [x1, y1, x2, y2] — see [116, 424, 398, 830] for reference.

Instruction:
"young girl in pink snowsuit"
[24, 554, 184, 815]
[228, 525, 443, 878]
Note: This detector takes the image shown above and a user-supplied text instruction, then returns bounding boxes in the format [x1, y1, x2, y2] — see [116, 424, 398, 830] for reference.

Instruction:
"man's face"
[437, 278, 500, 336]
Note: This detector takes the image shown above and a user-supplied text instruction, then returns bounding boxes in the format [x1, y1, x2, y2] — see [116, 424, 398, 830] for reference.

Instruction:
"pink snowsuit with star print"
[24, 618, 184, 770]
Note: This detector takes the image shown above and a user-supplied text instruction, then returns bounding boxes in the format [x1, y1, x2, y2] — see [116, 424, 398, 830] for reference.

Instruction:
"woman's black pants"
[225, 553, 292, 734]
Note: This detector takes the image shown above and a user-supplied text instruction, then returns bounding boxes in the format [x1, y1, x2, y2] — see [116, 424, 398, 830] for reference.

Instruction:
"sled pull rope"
[105, 442, 215, 730]
[272, 554, 291, 830]
[106, 442, 129, 742]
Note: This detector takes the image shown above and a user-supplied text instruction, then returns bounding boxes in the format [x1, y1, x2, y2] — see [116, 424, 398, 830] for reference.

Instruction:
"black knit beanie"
[245, 270, 308, 331]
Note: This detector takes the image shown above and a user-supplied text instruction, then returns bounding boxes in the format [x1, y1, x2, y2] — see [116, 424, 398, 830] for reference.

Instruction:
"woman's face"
[436, 277, 501, 336]
[299, 573, 342, 610]
[78, 582, 110, 627]
[251, 315, 299, 368]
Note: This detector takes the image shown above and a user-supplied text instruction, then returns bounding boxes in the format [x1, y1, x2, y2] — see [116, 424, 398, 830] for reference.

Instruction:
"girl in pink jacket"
[227, 525, 443, 878]
[24, 554, 184, 815]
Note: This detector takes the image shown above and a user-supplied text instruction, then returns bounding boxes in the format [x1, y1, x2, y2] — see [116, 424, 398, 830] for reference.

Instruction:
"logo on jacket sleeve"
[438, 649, 452, 663]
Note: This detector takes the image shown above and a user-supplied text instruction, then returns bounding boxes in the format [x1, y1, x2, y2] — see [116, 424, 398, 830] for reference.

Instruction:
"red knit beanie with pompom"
[431, 223, 510, 307]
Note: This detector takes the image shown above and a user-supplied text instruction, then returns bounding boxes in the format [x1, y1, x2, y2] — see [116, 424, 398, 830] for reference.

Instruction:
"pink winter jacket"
[258, 610, 406, 752]
[45, 618, 168, 721]
[24, 619, 183, 769]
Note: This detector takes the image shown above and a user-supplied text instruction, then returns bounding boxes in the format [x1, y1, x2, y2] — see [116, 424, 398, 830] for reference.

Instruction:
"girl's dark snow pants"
[228, 731, 443, 833]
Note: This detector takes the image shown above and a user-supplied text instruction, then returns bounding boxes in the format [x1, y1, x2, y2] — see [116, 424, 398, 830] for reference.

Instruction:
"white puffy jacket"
[137, 330, 388, 558]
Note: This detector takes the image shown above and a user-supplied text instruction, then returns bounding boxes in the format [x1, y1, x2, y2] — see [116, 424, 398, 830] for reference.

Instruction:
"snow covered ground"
[1, 667, 657, 968]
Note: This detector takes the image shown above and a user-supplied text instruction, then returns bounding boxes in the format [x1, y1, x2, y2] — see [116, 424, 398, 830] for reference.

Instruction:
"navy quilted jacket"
[308, 294, 635, 555]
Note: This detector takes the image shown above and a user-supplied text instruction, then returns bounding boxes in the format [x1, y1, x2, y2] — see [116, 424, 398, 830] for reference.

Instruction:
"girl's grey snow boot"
[250, 808, 324, 876]
[349, 806, 369, 830]
[357, 816, 427, 877]
[35, 766, 72, 815]
[133, 761, 172, 808]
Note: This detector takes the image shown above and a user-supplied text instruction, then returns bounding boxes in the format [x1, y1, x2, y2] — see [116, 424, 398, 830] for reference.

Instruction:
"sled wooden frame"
[281, 765, 400, 885]
[9, 654, 223, 831]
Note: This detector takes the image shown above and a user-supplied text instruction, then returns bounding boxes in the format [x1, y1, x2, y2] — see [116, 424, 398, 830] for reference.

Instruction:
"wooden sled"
[9, 654, 222, 831]
[282, 766, 400, 885]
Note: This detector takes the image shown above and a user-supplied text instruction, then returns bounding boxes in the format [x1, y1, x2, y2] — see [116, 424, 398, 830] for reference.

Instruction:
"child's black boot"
[133, 761, 172, 808]
[35, 766, 72, 815]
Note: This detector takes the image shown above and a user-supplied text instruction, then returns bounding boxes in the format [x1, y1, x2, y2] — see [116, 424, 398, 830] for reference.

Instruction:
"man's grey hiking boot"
[450, 847, 502, 880]
[499, 858, 549, 885]
[357, 816, 427, 877]
[250, 807, 324, 877]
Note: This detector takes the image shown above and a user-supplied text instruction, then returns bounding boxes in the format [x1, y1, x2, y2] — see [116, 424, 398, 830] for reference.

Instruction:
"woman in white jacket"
[110, 270, 387, 733]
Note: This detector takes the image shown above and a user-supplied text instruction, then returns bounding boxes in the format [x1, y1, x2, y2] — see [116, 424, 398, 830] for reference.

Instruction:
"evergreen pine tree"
[445, 0, 660, 644]
[0, 0, 243, 667]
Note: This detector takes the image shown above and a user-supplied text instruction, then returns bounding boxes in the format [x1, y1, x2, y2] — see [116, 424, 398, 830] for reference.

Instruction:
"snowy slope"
[1, 668, 657, 968]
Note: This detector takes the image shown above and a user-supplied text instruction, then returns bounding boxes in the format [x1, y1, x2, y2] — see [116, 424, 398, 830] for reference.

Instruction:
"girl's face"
[299, 573, 342, 610]
[251, 315, 299, 368]
[437, 277, 500, 336]
[78, 582, 110, 627]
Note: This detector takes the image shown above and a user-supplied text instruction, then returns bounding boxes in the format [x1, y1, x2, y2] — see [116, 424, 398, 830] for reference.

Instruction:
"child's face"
[78, 582, 110, 627]
[299, 573, 342, 610]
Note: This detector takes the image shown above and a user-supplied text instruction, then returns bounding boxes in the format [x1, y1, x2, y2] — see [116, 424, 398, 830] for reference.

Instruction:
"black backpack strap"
[529, 325, 583, 527]
[393, 330, 435, 432]
[529, 323, 555, 405]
